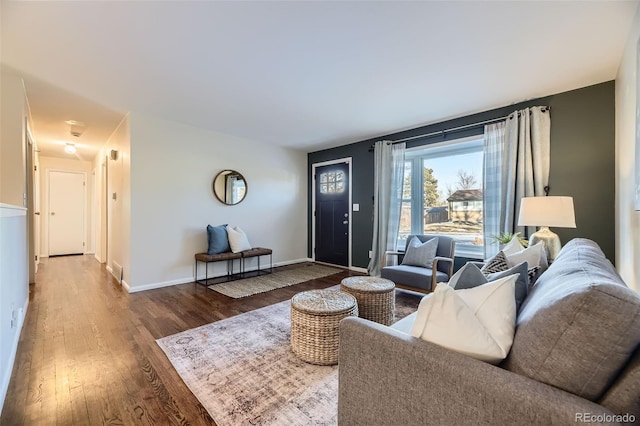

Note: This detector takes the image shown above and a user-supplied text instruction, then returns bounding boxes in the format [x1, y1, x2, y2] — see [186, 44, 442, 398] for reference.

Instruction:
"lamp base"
[529, 227, 562, 262]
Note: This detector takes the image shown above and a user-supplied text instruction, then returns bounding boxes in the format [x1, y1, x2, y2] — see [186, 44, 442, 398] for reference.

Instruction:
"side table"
[340, 276, 395, 325]
[290, 289, 358, 365]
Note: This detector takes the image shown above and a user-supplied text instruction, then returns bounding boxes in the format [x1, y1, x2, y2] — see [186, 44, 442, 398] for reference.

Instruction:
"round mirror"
[212, 170, 247, 205]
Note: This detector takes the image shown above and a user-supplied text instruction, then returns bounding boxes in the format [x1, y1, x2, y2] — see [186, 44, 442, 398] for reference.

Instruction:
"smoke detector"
[65, 120, 86, 138]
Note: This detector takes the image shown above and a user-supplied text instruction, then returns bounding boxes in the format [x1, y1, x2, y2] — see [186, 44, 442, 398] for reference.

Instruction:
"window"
[398, 136, 484, 257]
[319, 170, 345, 194]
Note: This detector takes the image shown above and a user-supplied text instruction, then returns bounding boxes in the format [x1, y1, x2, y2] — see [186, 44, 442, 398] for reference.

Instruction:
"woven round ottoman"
[340, 276, 395, 325]
[290, 289, 358, 365]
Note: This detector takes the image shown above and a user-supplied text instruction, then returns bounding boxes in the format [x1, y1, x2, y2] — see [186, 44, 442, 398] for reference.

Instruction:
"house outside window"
[398, 136, 484, 257]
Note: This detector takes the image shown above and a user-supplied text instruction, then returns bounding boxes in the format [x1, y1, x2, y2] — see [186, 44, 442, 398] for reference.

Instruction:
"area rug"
[156, 289, 420, 426]
[208, 263, 343, 298]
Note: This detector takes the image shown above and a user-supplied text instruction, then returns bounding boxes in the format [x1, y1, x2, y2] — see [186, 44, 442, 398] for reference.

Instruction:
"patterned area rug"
[156, 288, 420, 426]
[208, 264, 343, 298]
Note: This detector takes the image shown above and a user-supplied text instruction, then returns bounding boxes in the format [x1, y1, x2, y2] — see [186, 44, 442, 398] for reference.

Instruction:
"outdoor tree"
[423, 167, 440, 207]
[401, 166, 441, 207]
[455, 169, 478, 190]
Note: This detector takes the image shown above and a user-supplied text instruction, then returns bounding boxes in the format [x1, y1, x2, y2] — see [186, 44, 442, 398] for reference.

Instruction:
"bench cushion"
[195, 252, 241, 262]
[241, 247, 272, 257]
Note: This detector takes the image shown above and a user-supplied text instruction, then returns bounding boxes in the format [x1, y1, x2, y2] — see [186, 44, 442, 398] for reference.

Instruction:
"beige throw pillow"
[410, 275, 518, 364]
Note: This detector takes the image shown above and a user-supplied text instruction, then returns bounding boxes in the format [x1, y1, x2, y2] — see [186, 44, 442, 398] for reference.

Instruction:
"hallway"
[0, 256, 352, 425]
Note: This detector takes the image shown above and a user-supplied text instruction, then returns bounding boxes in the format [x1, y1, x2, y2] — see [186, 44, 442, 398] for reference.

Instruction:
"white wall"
[38, 156, 93, 258]
[0, 64, 29, 414]
[0, 206, 28, 415]
[0, 65, 26, 207]
[616, 5, 640, 292]
[92, 115, 131, 284]
[127, 112, 308, 292]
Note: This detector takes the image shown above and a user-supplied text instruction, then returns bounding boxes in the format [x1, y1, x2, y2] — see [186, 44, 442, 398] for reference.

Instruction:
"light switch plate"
[353, 203, 360, 212]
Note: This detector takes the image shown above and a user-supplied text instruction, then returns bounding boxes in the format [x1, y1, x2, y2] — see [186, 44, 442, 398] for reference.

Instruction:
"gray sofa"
[339, 239, 640, 425]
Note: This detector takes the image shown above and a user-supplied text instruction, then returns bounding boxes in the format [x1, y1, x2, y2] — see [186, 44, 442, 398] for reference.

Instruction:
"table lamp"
[517, 196, 576, 262]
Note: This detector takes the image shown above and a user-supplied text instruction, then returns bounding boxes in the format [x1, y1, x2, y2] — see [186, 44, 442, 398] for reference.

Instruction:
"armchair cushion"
[401, 236, 438, 268]
[381, 265, 449, 292]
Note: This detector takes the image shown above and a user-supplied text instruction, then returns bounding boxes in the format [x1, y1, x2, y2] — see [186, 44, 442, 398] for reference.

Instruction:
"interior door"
[315, 162, 349, 266]
[49, 171, 85, 256]
[34, 154, 41, 271]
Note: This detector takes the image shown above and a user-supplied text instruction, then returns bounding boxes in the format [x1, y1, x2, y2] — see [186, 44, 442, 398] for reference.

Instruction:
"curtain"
[483, 106, 550, 257]
[483, 122, 506, 258]
[368, 141, 405, 276]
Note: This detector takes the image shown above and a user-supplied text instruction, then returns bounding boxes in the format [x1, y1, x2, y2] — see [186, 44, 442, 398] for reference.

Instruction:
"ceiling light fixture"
[65, 143, 77, 154]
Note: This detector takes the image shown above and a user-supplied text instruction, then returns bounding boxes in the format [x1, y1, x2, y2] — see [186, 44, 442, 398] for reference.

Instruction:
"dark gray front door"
[315, 162, 349, 266]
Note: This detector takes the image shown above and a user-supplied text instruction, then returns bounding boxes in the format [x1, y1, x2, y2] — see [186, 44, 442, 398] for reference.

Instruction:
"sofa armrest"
[338, 318, 616, 426]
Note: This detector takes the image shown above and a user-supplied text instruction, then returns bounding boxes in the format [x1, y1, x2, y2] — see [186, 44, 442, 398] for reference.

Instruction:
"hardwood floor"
[0, 255, 421, 425]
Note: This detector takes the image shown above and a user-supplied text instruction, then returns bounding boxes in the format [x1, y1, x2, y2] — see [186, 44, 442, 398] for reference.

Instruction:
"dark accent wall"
[308, 81, 616, 267]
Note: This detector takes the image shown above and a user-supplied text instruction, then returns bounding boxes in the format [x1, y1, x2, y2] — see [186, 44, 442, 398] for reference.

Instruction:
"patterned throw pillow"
[482, 251, 540, 288]
[401, 237, 439, 268]
[481, 251, 509, 274]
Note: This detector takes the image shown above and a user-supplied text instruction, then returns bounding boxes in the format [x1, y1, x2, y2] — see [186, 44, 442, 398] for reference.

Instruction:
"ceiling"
[1, 1, 638, 160]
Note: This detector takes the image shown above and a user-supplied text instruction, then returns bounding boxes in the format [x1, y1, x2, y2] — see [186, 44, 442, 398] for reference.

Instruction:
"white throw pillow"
[227, 226, 252, 253]
[505, 241, 548, 272]
[410, 275, 517, 364]
[502, 238, 526, 256]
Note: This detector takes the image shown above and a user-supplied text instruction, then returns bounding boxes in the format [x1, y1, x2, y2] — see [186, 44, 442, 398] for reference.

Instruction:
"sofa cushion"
[206, 224, 230, 255]
[503, 239, 640, 401]
[598, 344, 640, 416]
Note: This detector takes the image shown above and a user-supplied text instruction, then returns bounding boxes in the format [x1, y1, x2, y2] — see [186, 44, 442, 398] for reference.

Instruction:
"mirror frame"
[212, 170, 248, 205]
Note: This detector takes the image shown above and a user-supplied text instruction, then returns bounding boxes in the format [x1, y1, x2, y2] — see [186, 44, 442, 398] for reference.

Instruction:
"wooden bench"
[195, 247, 273, 285]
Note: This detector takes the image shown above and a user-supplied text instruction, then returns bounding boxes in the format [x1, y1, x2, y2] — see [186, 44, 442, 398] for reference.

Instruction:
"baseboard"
[121, 280, 131, 292]
[129, 258, 316, 293]
[0, 297, 29, 415]
[127, 276, 194, 293]
[349, 266, 368, 274]
[93, 254, 104, 263]
[106, 265, 113, 274]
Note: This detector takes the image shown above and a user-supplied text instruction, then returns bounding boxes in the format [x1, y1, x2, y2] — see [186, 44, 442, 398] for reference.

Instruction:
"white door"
[34, 156, 41, 270]
[49, 171, 85, 255]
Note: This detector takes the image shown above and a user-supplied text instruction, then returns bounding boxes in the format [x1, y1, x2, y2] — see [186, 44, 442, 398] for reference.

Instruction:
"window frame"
[400, 136, 485, 258]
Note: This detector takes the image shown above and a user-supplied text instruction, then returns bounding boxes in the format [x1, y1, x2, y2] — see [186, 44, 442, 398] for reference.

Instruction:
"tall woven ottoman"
[340, 276, 395, 326]
[290, 289, 358, 365]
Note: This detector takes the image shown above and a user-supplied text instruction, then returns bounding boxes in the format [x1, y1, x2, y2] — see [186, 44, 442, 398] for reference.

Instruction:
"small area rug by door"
[156, 288, 419, 426]
[208, 263, 342, 298]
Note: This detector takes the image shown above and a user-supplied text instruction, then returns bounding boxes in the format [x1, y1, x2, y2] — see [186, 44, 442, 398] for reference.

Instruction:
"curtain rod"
[388, 115, 509, 144]
[370, 106, 550, 149]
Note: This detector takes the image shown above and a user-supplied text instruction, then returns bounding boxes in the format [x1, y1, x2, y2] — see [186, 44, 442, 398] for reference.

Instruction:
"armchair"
[381, 234, 455, 292]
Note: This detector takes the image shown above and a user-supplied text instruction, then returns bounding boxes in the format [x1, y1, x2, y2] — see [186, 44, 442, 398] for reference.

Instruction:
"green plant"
[492, 232, 528, 247]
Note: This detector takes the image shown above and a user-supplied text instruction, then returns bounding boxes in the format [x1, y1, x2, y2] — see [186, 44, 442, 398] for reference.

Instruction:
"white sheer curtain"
[483, 122, 506, 258]
[483, 106, 550, 258]
[368, 141, 405, 277]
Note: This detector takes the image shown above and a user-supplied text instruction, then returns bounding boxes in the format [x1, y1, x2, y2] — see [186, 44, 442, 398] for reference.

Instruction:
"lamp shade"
[518, 196, 576, 228]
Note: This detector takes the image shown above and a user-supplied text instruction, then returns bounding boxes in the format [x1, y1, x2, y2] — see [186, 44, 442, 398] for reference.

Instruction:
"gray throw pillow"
[401, 237, 439, 268]
[448, 262, 488, 290]
[487, 261, 530, 312]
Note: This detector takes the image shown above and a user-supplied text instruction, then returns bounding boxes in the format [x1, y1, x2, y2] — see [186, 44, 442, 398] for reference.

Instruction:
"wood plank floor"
[0, 255, 423, 425]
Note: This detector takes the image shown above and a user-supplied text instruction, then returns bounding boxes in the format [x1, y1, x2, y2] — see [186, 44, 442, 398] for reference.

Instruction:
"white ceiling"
[2, 1, 638, 158]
